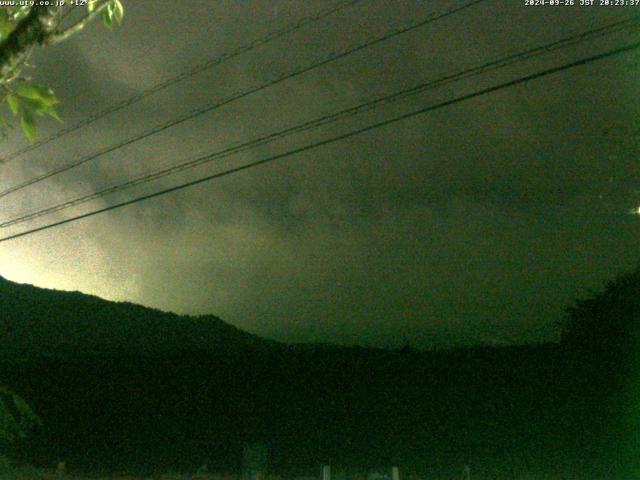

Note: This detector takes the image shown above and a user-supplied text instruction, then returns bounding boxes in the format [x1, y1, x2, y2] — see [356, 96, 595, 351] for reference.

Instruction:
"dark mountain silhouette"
[0, 273, 637, 478]
[0, 275, 276, 357]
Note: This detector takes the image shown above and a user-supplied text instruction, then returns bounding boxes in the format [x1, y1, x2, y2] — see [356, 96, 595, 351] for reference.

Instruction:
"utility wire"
[1, 15, 637, 228]
[0, 0, 365, 164]
[1, 39, 637, 244]
[0, 0, 489, 199]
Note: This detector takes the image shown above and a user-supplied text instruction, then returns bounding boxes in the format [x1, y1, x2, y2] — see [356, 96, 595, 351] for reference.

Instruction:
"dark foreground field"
[0, 273, 638, 479]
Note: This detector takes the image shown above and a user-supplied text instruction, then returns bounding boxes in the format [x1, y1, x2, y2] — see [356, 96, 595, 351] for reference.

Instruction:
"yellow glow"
[0, 259, 43, 285]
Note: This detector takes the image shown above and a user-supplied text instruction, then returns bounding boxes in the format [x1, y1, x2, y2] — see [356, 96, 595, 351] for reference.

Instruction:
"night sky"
[1, 0, 639, 348]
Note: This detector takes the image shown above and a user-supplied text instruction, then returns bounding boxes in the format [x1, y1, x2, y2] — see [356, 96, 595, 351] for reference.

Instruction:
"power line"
[3, 15, 637, 228]
[1, 39, 637, 244]
[0, 0, 365, 164]
[0, 0, 489, 199]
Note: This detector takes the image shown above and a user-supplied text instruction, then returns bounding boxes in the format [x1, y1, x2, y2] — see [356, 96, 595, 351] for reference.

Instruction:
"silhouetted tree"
[560, 267, 640, 358]
[559, 267, 640, 475]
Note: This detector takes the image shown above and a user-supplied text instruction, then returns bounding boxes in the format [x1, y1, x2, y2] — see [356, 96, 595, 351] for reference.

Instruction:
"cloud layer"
[1, 0, 639, 347]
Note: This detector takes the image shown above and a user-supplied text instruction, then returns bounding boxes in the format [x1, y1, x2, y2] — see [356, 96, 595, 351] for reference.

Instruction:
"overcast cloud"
[1, 0, 639, 348]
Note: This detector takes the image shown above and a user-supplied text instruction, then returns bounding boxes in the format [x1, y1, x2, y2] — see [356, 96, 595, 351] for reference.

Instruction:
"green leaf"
[20, 110, 36, 142]
[10, 391, 42, 429]
[0, 17, 13, 40]
[16, 83, 58, 106]
[6, 94, 19, 115]
[113, 0, 124, 25]
[101, 1, 124, 29]
[32, 102, 47, 116]
[18, 97, 44, 116]
[46, 106, 62, 123]
[0, 116, 8, 144]
[0, 387, 41, 442]
[87, 0, 98, 13]
[102, 4, 113, 29]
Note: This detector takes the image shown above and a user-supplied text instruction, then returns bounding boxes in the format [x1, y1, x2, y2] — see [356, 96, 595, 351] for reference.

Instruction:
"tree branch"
[47, 1, 111, 45]
[0, 5, 64, 84]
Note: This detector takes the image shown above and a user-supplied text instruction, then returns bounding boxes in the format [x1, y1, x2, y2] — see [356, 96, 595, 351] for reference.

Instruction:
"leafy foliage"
[0, 387, 41, 443]
[100, 0, 124, 28]
[5, 83, 61, 142]
[0, 1, 125, 142]
[0, 6, 31, 42]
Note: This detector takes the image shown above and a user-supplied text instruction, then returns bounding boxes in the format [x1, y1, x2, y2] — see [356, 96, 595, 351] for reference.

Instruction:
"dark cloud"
[1, 0, 639, 347]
